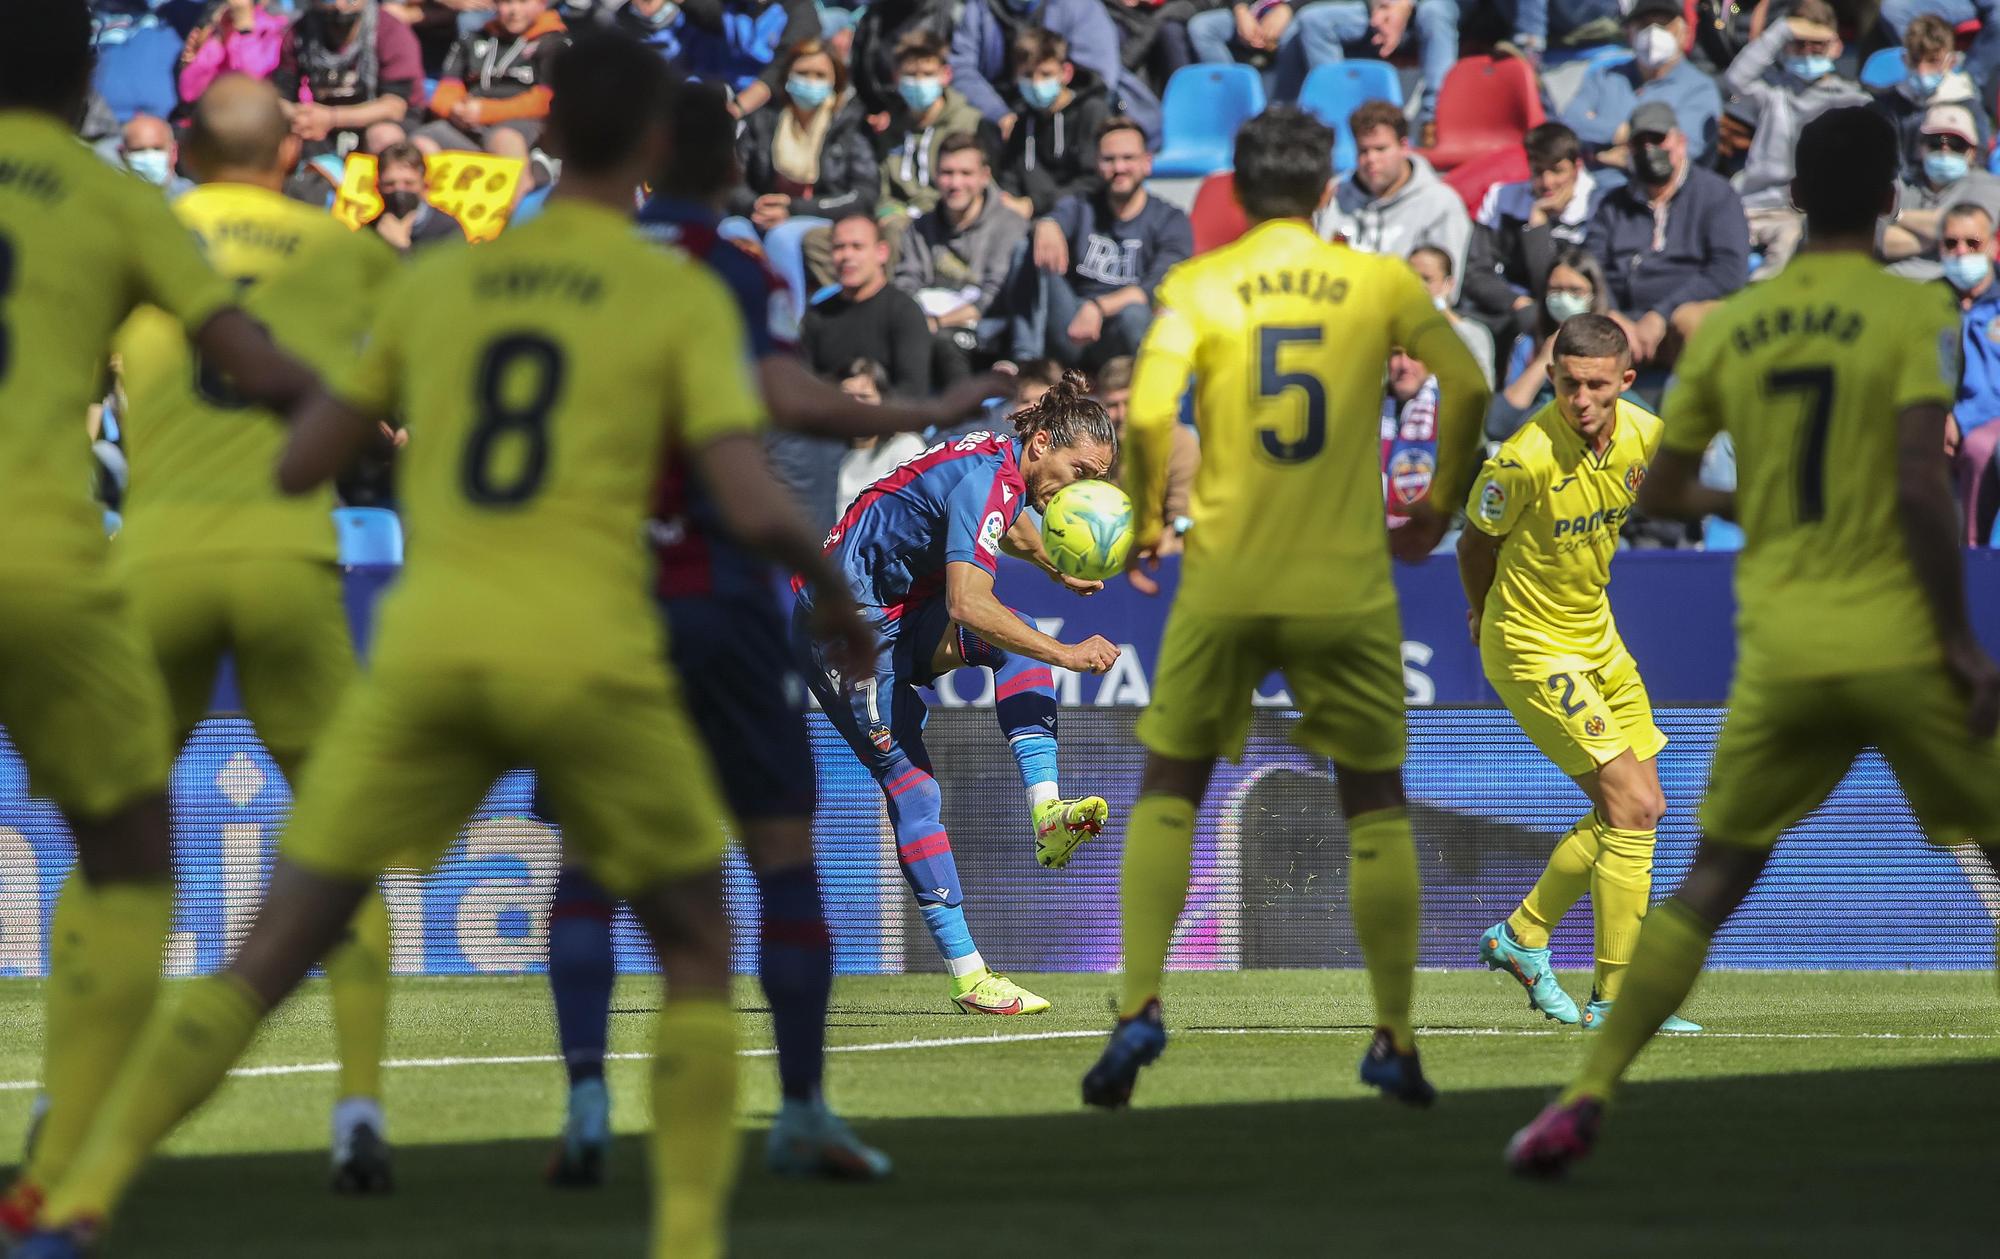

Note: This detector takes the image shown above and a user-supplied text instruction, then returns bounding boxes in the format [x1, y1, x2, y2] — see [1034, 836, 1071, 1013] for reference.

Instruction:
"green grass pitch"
[0, 971, 1992, 1256]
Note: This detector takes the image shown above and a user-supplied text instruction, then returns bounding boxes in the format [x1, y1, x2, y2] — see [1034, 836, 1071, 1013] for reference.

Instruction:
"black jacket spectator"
[996, 63, 1112, 218]
[1585, 164, 1748, 324]
[733, 94, 880, 222]
[802, 290, 935, 398]
[849, 0, 957, 118]
[274, 3, 426, 156]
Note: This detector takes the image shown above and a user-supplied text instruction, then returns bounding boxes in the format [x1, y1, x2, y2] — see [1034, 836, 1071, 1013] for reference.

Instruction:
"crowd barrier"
[1, 553, 1995, 978]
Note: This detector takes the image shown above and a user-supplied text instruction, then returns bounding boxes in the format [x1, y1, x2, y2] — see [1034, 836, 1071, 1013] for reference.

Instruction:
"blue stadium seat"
[1299, 62, 1404, 175]
[1152, 65, 1267, 178]
[335, 507, 404, 567]
[1703, 518, 1744, 552]
[1860, 47, 1908, 90]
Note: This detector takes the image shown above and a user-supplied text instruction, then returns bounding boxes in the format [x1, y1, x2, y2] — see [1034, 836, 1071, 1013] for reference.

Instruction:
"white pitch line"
[0, 1023, 1989, 1094]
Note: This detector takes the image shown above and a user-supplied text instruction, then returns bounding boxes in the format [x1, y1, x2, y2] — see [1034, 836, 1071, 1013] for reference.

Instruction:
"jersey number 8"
[462, 333, 565, 506]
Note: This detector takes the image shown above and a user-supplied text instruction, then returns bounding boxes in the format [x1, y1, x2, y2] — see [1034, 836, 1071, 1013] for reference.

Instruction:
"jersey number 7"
[1257, 325, 1328, 464]
[1763, 365, 1835, 524]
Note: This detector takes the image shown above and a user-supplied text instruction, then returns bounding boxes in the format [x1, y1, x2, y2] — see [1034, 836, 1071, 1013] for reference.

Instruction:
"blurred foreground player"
[1082, 107, 1490, 1109]
[1507, 107, 2000, 1177]
[112, 74, 409, 1192]
[0, 0, 320, 1237]
[1458, 315, 1700, 1035]
[540, 80, 1012, 1186]
[793, 374, 1124, 1017]
[15, 32, 873, 1259]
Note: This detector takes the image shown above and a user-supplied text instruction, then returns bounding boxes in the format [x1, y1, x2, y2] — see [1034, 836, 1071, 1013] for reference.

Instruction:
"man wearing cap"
[1583, 100, 1748, 369]
[1559, 0, 1721, 164]
[1882, 103, 2000, 278]
[1720, 0, 1868, 277]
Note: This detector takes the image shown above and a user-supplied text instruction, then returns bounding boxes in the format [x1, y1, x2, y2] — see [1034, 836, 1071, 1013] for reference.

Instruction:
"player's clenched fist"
[1064, 635, 1120, 674]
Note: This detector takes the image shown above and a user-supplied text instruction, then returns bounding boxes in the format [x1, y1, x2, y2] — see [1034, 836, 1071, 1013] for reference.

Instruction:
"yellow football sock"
[1590, 823, 1657, 1002]
[1118, 794, 1197, 1019]
[651, 997, 739, 1259]
[1507, 813, 1599, 950]
[1565, 900, 1712, 1105]
[42, 974, 264, 1227]
[1347, 807, 1420, 1053]
[25, 875, 172, 1191]
[326, 890, 392, 1103]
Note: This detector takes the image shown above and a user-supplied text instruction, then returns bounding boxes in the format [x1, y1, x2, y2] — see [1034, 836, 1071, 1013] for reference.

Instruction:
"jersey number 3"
[463, 333, 565, 506]
[1257, 325, 1327, 464]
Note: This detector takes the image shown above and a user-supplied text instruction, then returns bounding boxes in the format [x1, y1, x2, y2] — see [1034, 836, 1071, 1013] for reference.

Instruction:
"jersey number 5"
[1764, 366, 1834, 524]
[462, 333, 565, 506]
[1256, 325, 1327, 464]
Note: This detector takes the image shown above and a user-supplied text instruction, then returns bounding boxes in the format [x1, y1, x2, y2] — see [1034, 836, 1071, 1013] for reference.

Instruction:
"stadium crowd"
[83, 0, 2000, 545]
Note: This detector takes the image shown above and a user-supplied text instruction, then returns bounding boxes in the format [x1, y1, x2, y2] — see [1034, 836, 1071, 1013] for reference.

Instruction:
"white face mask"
[1631, 24, 1679, 72]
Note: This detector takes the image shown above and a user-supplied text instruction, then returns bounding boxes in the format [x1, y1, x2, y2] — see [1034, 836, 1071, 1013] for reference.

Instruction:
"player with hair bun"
[793, 369, 1123, 1015]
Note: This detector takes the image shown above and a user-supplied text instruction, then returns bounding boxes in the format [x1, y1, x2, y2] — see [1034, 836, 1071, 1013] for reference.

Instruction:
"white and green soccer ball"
[1042, 480, 1135, 582]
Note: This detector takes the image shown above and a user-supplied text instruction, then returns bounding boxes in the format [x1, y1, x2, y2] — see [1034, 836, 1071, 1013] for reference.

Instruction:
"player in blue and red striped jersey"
[793, 370, 1123, 1017]
[539, 80, 1008, 1187]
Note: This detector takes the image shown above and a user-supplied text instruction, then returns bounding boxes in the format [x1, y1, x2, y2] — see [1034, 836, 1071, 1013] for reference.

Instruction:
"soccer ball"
[1041, 480, 1135, 582]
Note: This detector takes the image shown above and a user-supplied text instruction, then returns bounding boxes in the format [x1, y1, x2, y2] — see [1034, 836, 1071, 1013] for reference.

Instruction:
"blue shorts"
[536, 592, 815, 823]
[792, 596, 952, 780]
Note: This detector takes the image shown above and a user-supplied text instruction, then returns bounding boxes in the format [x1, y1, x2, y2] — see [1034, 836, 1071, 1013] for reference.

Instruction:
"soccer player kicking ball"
[1082, 106, 1491, 1109]
[0, 2, 322, 1239]
[112, 75, 411, 1192]
[14, 34, 874, 1259]
[793, 374, 1122, 1017]
[1458, 314, 1700, 1035]
[1507, 106, 2000, 1177]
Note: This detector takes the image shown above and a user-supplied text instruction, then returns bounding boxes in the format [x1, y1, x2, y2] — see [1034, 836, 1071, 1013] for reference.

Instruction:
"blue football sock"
[547, 867, 615, 1085]
[882, 762, 984, 976]
[960, 617, 1060, 800]
[756, 864, 832, 1102]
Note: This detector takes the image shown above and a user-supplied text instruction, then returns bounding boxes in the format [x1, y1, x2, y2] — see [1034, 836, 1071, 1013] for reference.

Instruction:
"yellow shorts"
[125, 557, 355, 763]
[283, 665, 730, 897]
[0, 569, 172, 818]
[1138, 605, 1405, 770]
[1490, 649, 1668, 778]
[1702, 665, 2000, 849]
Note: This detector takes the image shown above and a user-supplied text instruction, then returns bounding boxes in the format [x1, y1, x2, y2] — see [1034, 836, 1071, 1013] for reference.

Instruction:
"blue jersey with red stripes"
[636, 196, 798, 601]
[799, 431, 1028, 628]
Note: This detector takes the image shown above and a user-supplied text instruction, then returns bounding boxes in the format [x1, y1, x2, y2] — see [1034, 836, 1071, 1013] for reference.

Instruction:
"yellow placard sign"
[332, 153, 384, 232]
[423, 151, 524, 244]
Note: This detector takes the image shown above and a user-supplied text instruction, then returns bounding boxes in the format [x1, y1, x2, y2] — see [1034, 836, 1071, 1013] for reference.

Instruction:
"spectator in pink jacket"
[178, 1, 290, 104]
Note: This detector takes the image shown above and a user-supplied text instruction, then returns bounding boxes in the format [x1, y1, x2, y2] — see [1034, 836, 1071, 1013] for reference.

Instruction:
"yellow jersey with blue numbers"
[1468, 397, 1662, 679]
[0, 109, 236, 572]
[1125, 218, 1485, 618]
[1662, 252, 1959, 682]
[333, 198, 764, 682]
[116, 182, 399, 566]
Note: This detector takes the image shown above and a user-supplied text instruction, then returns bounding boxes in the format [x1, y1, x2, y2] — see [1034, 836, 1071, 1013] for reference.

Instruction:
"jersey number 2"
[463, 333, 565, 506]
[1764, 366, 1834, 524]
[1256, 325, 1327, 464]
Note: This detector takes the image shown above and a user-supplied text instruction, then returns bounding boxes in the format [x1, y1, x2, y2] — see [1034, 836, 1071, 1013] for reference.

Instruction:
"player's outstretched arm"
[944, 560, 1118, 674]
[1892, 402, 2000, 735]
[1634, 448, 1733, 523]
[276, 389, 384, 495]
[760, 357, 1019, 441]
[193, 308, 323, 417]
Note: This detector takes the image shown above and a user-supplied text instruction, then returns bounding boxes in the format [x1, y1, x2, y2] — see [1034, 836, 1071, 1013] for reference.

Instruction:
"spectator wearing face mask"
[179, 1, 289, 104]
[1720, 0, 1868, 278]
[366, 140, 468, 251]
[1939, 201, 2000, 544]
[994, 27, 1112, 221]
[1882, 103, 2000, 277]
[1461, 122, 1602, 351]
[877, 31, 993, 223]
[1559, 0, 1720, 164]
[680, 0, 822, 119]
[1870, 15, 1982, 186]
[117, 112, 193, 197]
[1584, 100, 1747, 369]
[951, 0, 1157, 144]
[850, 0, 957, 120]
[1408, 246, 1496, 388]
[1879, 0, 2000, 116]
[734, 38, 880, 232]
[1486, 246, 1612, 438]
[275, 0, 428, 160]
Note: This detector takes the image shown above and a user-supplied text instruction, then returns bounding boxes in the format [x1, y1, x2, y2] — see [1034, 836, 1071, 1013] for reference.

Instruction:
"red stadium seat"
[1417, 55, 1545, 173]
[1441, 145, 1529, 217]
[1189, 170, 1249, 254]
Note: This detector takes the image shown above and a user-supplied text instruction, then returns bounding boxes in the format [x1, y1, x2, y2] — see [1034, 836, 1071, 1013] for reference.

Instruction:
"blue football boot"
[1480, 921, 1581, 1025]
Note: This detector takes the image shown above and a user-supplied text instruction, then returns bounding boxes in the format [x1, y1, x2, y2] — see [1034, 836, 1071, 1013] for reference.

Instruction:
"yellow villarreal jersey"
[1126, 219, 1468, 618]
[1467, 397, 1662, 678]
[117, 183, 399, 566]
[0, 110, 235, 570]
[336, 199, 763, 681]
[1663, 252, 1958, 682]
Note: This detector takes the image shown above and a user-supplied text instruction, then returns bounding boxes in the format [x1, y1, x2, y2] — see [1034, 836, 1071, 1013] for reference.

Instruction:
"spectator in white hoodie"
[1320, 99, 1470, 298]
